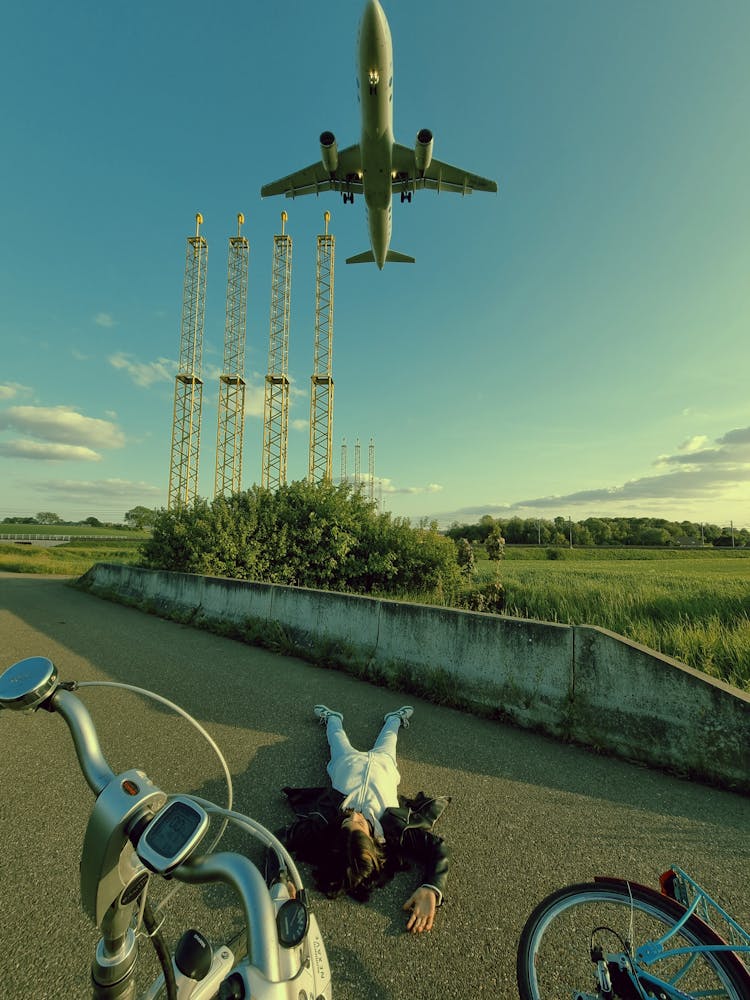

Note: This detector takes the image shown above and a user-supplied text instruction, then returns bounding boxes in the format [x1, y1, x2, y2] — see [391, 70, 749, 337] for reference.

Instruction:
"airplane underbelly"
[361, 133, 391, 210]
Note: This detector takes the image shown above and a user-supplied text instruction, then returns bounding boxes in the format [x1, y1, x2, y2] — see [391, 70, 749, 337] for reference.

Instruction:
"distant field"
[0, 538, 144, 576]
[0, 524, 145, 538]
[472, 547, 750, 690]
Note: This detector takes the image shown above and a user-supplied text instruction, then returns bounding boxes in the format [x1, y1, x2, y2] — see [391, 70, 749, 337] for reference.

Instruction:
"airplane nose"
[361, 0, 385, 34]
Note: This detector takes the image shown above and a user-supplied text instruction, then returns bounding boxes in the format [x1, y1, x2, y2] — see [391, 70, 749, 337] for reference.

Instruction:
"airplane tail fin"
[345, 249, 416, 265]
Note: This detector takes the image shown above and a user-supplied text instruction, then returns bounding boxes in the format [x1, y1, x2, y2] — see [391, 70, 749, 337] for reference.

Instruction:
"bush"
[456, 538, 476, 577]
[485, 530, 505, 562]
[140, 481, 462, 601]
[457, 580, 505, 614]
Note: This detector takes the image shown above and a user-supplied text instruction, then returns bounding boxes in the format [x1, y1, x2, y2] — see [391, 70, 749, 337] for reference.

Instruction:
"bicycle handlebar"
[50, 687, 116, 794]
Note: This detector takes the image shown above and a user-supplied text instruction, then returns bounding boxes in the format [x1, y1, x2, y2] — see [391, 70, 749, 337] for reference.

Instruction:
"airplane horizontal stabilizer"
[345, 249, 416, 265]
[385, 250, 415, 263]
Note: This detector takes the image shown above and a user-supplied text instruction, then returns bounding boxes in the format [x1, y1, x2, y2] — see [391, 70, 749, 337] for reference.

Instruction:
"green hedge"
[140, 481, 462, 601]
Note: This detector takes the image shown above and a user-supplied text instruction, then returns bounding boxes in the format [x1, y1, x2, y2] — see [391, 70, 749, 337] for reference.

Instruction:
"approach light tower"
[340, 437, 348, 483]
[214, 214, 250, 498]
[308, 212, 335, 483]
[262, 213, 292, 490]
[354, 437, 361, 489]
[168, 213, 208, 509]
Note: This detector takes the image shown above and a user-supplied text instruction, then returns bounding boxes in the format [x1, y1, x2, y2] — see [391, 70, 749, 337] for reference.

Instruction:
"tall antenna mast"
[309, 211, 335, 482]
[340, 437, 348, 483]
[262, 212, 292, 489]
[214, 213, 249, 498]
[168, 213, 207, 508]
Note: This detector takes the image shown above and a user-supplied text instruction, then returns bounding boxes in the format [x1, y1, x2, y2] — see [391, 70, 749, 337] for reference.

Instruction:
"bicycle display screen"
[137, 797, 209, 874]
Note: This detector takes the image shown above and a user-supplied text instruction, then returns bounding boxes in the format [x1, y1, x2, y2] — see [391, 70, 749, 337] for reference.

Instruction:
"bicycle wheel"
[517, 878, 749, 1000]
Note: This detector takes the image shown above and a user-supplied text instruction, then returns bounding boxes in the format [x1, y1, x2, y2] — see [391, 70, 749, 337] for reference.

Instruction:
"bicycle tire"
[517, 878, 750, 1000]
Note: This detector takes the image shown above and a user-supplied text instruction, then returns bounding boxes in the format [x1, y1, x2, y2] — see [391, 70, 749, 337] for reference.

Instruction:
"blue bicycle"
[517, 867, 750, 999]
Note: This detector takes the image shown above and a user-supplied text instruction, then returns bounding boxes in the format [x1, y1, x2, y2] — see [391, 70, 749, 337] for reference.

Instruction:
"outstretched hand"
[402, 887, 437, 933]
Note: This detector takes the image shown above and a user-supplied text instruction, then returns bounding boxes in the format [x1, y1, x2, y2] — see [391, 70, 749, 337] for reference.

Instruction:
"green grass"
[470, 549, 750, 690]
[0, 538, 144, 576]
[0, 524, 144, 537]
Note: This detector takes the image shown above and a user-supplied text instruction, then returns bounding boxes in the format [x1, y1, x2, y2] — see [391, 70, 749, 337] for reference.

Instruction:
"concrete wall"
[78, 563, 750, 793]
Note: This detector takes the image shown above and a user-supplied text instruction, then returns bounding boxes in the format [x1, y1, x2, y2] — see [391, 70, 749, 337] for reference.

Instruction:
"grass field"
[471, 547, 750, 690]
[0, 538, 144, 576]
[0, 524, 143, 537]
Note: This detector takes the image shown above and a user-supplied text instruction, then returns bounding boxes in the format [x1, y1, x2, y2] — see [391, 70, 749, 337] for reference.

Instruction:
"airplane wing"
[391, 143, 498, 195]
[261, 145, 363, 198]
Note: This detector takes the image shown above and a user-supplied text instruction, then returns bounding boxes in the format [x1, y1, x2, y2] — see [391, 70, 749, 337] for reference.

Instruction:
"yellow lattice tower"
[309, 212, 335, 482]
[261, 212, 292, 489]
[368, 438, 375, 500]
[168, 213, 208, 509]
[214, 213, 250, 498]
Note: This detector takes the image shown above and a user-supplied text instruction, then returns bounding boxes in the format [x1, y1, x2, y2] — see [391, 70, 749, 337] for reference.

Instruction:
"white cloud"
[0, 383, 31, 400]
[94, 312, 115, 328]
[244, 381, 266, 418]
[109, 352, 176, 388]
[372, 478, 444, 496]
[291, 418, 308, 432]
[0, 440, 102, 462]
[679, 435, 709, 453]
[511, 426, 750, 511]
[0, 405, 125, 450]
[35, 478, 162, 500]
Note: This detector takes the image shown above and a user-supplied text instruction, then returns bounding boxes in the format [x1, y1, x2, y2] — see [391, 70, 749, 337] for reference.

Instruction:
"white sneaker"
[313, 704, 343, 726]
[384, 706, 414, 728]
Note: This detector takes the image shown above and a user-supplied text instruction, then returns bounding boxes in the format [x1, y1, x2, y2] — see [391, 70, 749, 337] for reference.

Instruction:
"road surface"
[1, 573, 748, 999]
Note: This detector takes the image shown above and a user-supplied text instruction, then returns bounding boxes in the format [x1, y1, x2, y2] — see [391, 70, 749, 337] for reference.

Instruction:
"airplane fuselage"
[358, 0, 394, 267]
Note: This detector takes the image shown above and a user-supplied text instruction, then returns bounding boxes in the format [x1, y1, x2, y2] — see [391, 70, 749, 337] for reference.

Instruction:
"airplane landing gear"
[400, 191, 412, 204]
[342, 191, 354, 205]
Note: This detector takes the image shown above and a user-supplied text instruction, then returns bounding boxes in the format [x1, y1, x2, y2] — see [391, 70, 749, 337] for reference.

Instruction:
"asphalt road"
[1, 574, 748, 999]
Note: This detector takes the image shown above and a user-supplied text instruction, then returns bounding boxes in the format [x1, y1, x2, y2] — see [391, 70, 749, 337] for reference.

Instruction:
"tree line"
[446, 514, 749, 548]
[2, 506, 158, 530]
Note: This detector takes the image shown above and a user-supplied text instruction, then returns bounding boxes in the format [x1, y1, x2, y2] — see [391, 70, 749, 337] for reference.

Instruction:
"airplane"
[260, 0, 498, 269]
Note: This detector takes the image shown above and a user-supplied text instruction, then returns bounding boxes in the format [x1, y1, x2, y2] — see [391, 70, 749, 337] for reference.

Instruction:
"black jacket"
[279, 785, 451, 901]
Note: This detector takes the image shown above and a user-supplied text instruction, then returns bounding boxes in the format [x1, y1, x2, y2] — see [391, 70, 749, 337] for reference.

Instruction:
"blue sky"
[2, 0, 749, 528]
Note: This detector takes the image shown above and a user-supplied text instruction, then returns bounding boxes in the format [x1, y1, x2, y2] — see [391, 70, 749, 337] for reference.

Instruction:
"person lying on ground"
[277, 704, 450, 934]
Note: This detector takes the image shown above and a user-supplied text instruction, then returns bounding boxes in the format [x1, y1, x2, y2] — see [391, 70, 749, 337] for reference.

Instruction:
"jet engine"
[320, 131, 338, 174]
[414, 129, 433, 173]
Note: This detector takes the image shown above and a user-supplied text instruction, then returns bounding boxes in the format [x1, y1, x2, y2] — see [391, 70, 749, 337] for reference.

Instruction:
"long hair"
[313, 821, 391, 902]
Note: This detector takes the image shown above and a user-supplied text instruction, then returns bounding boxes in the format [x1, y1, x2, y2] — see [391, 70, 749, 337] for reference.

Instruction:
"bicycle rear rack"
[661, 866, 750, 958]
